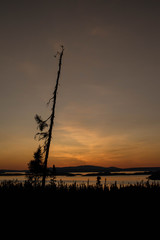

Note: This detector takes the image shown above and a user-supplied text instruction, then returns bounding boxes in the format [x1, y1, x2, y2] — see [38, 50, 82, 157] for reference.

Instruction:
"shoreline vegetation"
[1, 166, 160, 198]
[0, 171, 152, 177]
[0, 177, 160, 197]
[1, 179, 160, 213]
[0, 165, 160, 179]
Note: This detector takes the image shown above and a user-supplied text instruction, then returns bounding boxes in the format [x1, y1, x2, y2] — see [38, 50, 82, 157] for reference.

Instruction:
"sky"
[0, 0, 160, 169]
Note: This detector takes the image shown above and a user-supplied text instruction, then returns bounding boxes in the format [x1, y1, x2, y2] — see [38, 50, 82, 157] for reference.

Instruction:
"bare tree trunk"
[42, 46, 64, 188]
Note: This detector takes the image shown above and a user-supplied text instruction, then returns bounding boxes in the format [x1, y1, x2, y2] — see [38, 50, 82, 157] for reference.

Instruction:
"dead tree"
[34, 45, 64, 187]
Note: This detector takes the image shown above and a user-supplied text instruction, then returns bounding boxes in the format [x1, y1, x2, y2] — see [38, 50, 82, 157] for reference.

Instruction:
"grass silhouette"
[1, 178, 160, 198]
[1, 179, 160, 215]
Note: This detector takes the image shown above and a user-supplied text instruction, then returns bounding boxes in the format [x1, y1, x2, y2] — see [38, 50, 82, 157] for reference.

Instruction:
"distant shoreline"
[1, 165, 160, 179]
[1, 165, 160, 173]
[0, 171, 152, 177]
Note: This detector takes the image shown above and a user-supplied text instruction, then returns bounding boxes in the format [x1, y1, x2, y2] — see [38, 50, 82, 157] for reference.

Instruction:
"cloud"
[48, 156, 86, 167]
[19, 61, 40, 76]
[90, 26, 108, 37]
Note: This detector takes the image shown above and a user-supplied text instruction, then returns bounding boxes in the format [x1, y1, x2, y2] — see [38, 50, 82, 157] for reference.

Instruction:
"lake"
[0, 171, 159, 187]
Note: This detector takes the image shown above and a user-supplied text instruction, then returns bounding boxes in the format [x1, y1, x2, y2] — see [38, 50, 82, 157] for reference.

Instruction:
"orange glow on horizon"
[1, 124, 160, 170]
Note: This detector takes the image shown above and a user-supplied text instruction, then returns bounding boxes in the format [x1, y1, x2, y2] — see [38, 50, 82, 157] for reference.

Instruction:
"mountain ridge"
[1, 165, 160, 173]
[49, 165, 160, 173]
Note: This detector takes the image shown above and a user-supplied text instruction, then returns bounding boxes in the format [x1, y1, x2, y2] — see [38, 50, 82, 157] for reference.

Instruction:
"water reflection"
[53, 174, 151, 187]
[0, 171, 159, 187]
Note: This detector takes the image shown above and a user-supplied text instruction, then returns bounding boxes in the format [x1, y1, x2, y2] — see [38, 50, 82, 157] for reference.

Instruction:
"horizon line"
[1, 164, 160, 171]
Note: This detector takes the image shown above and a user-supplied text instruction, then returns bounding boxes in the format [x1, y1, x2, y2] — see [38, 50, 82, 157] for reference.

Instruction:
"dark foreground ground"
[1, 180, 160, 229]
[1, 180, 160, 203]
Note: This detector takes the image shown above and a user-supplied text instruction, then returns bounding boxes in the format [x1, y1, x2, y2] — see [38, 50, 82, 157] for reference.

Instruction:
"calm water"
[0, 172, 159, 187]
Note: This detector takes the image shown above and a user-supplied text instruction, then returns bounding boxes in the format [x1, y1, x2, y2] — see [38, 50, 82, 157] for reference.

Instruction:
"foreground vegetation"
[1, 178, 160, 198]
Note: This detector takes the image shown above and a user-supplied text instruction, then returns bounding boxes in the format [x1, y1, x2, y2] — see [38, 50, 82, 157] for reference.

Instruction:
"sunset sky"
[1, 0, 160, 169]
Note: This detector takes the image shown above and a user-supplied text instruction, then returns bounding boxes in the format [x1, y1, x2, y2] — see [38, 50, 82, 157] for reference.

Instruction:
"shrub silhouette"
[27, 146, 43, 186]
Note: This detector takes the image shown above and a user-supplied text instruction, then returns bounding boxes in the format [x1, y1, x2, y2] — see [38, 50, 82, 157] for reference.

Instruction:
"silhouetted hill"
[48, 165, 160, 174]
[49, 165, 121, 173]
[124, 167, 160, 172]
[1, 165, 160, 175]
